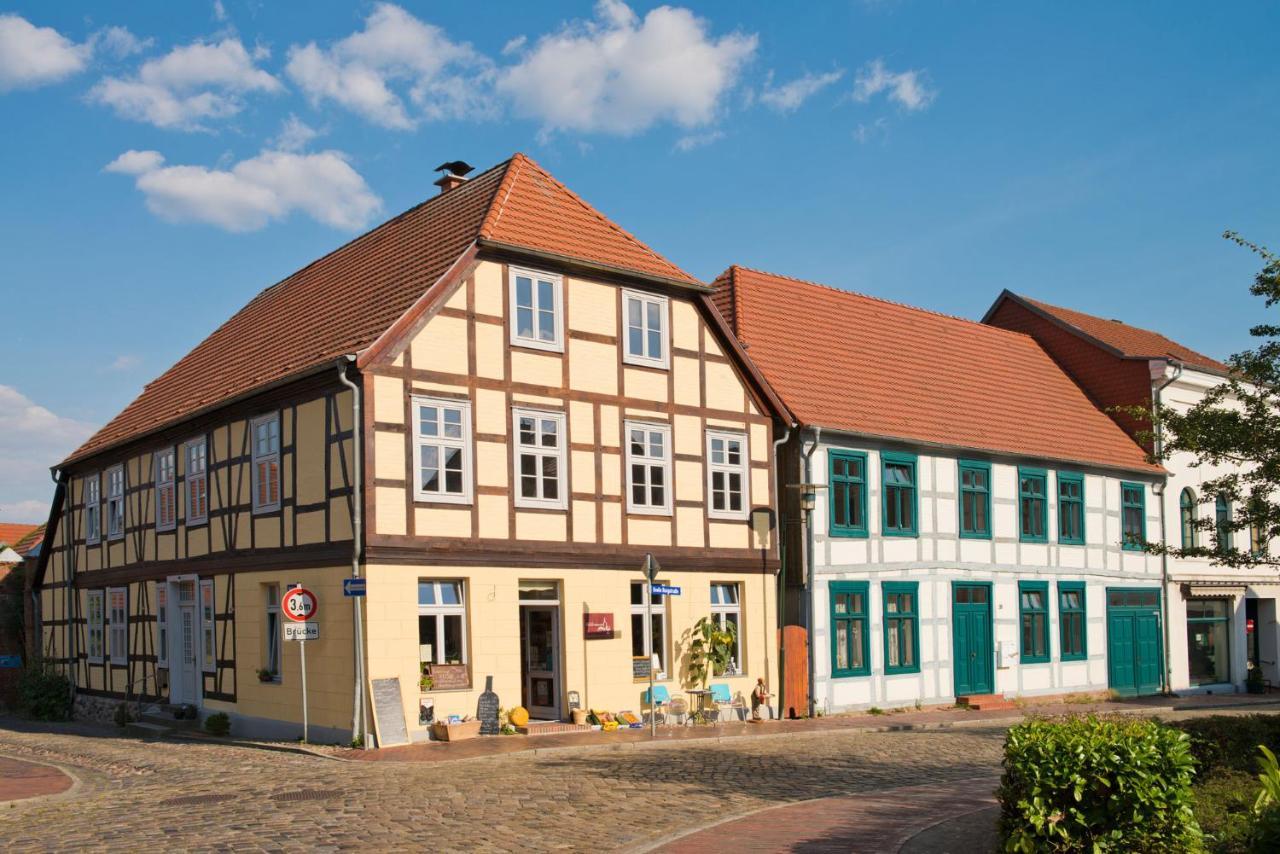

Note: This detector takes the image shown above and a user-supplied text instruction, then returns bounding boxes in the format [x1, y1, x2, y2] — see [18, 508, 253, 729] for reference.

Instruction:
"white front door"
[522, 606, 561, 720]
[172, 579, 200, 706]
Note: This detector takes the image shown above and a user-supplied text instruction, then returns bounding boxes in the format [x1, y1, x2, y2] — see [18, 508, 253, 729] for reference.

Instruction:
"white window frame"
[508, 266, 564, 353]
[264, 583, 281, 681]
[108, 586, 127, 666]
[512, 408, 568, 510]
[84, 473, 101, 545]
[155, 582, 168, 668]
[200, 578, 216, 674]
[185, 436, 208, 526]
[155, 447, 177, 532]
[418, 580, 469, 666]
[630, 581, 670, 680]
[106, 464, 125, 541]
[710, 582, 743, 672]
[706, 430, 750, 520]
[251, 413, 281, 513]
[87, 589, 105, 664]
[625, 421, 673, 516]
[622, 289, 670, 369]
[412, 395, 473, 504]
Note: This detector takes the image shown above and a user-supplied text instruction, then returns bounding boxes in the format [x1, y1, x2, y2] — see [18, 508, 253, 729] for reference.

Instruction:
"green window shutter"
[882, 581, 920, 674]
[1018, 468, 1048, 543]
[829, 451, 868, 538]
[958, 460, 991, 539]
[1120, 482, 1146, 551]
[1057, 472, 1085, 545]
[1057, 581, 1087, 661]
[1018, 580, 1050, 663]
[829, 581, 870, 677]
[881, 452, 918, 537]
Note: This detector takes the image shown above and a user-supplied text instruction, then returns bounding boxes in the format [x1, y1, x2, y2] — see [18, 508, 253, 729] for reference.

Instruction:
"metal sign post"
[642, 553, 661, 738]
[282, 585, 319, 744]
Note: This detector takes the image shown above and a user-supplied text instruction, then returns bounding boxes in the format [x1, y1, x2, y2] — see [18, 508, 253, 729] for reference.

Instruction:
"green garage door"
[1106, 588, 1163, 696]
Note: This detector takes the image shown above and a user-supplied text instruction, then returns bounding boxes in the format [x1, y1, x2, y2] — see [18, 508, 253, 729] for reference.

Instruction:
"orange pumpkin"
[509, 706, 530, 727]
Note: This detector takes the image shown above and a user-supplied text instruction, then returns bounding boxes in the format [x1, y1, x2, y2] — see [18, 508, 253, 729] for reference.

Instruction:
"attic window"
[509, 267, 563, 352]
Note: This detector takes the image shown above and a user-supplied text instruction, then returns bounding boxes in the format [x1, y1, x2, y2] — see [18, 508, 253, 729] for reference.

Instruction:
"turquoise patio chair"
[709, 683, 746, 723]
[642, 685, 671, 725]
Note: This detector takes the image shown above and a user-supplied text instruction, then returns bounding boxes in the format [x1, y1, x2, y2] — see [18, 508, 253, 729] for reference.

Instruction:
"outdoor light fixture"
[787, 482, 827, 513]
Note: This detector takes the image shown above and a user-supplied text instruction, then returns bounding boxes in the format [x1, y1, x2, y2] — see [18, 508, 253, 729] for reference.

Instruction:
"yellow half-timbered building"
[33, 155, 787, 743]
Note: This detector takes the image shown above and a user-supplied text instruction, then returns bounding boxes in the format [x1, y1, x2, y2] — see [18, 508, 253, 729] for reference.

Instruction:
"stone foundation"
[74, 693, 127, 724]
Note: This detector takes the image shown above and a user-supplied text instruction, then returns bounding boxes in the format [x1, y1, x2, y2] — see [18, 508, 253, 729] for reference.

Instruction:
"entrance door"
[521, 606, 561, 719]
[171, 579, 200, 706]
[952, 583, 993, 696]
[1106, 588, 1163, 696]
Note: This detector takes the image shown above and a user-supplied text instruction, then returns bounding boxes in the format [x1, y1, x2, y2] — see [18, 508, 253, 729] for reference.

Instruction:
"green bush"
[1170, 716, 1280, 777]
[1254, 745, 1280, 852]
[998, 715, 1202, 852]
[203, 712, 231, 737]
[1194, 768, 1258, 853]
[17, 663, 71, 721]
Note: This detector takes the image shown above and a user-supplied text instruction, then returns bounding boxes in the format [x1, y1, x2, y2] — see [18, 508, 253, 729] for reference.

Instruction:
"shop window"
[1187, 599, 1231, 686]
[419, 580, 467, 667]
[710, 582, 742, 673]
[630, 581, 668, 679]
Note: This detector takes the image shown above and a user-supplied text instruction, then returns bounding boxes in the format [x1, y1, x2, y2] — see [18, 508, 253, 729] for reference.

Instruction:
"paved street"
[0, 720, 1007, 852]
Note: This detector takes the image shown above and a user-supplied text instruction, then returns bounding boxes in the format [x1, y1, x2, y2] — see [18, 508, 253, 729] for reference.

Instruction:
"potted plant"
[420, 673, 434, 691]
[1248, 664, 1267, 694]
[684, 617, 738, 723]
[257, 668, 274, 683]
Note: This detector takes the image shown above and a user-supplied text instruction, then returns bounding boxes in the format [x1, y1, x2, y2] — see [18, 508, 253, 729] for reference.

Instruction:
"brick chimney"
[434, 160, 474, 194]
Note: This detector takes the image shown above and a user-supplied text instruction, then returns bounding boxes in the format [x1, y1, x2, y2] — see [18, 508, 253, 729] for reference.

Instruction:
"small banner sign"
[583, 612, 614, 639]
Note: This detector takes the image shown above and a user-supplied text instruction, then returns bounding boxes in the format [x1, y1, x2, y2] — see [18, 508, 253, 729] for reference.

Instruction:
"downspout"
[1152, 359, 1183, 694]
[771, 423, 791, 720]
[336, 357, 369, 748]
[803, 427, 821, 718]
[46, 469, 71, 699]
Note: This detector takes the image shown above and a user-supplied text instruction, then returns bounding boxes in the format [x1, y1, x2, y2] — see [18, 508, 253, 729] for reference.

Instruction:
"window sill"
[829, 529, 869, 539]
[510, 337, 565, 355]
[622, 356, 670, 372]
[708, 512, 751, 523]
[958, 532, 992, 541]
[884, 668, 921, 676]
[626, 507, 673, 518]
[1060, 656, 1088, 663]
[413, 495, 474, 507]
[882, 531, 918, 538]
[831, 671, 871, 680]
[1058, 540, 1086, 547]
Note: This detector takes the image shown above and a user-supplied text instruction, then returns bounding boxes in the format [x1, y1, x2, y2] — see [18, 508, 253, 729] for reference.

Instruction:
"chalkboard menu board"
[477, 675, 499, 735]
[632, 656, 651, 680]
[428, 664, 470, 691]
[371, 677, 409, 747]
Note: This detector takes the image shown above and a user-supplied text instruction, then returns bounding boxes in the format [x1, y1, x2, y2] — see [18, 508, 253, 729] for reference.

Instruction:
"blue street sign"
[343, 577, 367, 597]
[0, 655, 21, 669]
[651, 584, 681, 596]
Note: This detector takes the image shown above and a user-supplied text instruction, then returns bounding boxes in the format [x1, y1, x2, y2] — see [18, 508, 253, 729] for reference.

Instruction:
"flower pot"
[570, 708, 588, 726]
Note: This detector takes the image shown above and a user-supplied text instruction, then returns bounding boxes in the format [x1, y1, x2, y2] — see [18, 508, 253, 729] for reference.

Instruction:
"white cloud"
[213, 1, 228, 22]
[272, 114, 320, 152]
[0, 14, 91, 92]
[285, 3, 492, 130]
[105, 147, 382, 232]
[759, 69, 844, 113]
[92, 25, 151, 60]
[0, 385, 95, 523]
[499, 0, 756, 135]
[674, 130, 724, 152]
[105, 354, 141, 372]
[853, 58, 935, 111]
[90, 37, 282, 130]
[853, 117, 889, 144]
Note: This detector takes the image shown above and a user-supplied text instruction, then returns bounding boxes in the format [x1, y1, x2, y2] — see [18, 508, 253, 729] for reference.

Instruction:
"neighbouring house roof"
[712, 266, 1161, 473]
[0, 547, 22, 564]
[0, 523, 38, 549]
[12, 524, 45, 557]
[63, 153, 701, 466]
[983, 290, 1230, 375]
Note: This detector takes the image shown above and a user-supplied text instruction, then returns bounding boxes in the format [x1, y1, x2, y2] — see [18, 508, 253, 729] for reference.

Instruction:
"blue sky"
[1, 1, 1277, 522]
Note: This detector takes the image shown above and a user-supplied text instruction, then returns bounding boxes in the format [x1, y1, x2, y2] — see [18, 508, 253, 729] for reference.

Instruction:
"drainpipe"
[48, 468, 72, 701]
[803, 427, 822, 718]
[336, 357, 369, 748]
[1152, 359, 1183, 694]
[771, 424, 791, 720]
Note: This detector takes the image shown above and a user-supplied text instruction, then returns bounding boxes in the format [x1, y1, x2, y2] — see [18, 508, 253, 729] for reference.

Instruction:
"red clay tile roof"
[65, 154, 697, 465]
[12, 525, 44, 557]
[715, 266, 1160, 473]
[997, 292, 1230, 374]
[0, 523, 38, 549]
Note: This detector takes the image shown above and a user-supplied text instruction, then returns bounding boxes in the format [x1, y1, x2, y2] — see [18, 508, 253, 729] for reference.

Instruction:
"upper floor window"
[881, 452, 918, 537]
[155, 447, 176, 532]
[108, 587, 128, 665]
[622, 289, 669, 368]
[1215, 494, 1232, 553]
[829, 450, 868, 538]
[1120, 482, 1145, 550]
[1018, 468, 1047, 543]
[85, 473, 101, 545]
[513, 408, 566, 509]
[509, 267, 563, 352]
[1180, 488, 1197, 549]
[958, 460, 991, 539]
[1249, 498, 1267, 557]
[1057, 472, 1085, 545]
[251, 414, 281, 513]
[413, 396, 472, 504]
[185, 437, 208, 526]
[106, 464, 125, 540]
[625, 421, 671, 515]
[706, 431, 748, 520]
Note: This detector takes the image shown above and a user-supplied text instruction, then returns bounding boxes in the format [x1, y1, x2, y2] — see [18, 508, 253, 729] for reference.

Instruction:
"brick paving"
[0, 757, 73, 803]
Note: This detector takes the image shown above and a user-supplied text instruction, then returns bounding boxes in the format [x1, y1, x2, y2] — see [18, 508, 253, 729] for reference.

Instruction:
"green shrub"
[17, 663, 71, 721]
[1171, 716, 1280, 777]
[1194, 768, 1257, 853]
[998, 715, 1202, 852]
[203, 712, 231, 737]
[1253, 745, 1280, 852]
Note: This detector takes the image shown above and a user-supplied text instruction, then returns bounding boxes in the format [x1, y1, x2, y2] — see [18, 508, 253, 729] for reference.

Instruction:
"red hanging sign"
[583, 612, 614, 639]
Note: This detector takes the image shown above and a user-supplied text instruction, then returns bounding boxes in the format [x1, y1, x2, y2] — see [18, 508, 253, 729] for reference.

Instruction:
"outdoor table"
[686, 688, 712, 724]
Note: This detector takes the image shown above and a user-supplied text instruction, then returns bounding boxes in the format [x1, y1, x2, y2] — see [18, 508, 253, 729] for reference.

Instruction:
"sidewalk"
[342, 691, 1280, 764]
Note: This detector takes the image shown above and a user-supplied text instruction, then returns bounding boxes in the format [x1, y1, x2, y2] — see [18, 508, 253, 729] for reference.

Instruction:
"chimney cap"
[434, 160, 474, 177]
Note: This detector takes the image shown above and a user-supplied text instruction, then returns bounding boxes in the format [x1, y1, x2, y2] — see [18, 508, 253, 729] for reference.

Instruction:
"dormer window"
[622, 289, 669, 368]
[509, 267, 563, 352]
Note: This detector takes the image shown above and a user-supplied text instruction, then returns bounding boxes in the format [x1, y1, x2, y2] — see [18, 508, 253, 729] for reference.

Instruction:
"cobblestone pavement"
[0, 720, 1007, 852]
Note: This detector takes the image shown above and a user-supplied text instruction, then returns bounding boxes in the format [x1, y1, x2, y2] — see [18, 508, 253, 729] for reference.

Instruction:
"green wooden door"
[952, 583, 993, 696]
[1106, 588, 1163, 696]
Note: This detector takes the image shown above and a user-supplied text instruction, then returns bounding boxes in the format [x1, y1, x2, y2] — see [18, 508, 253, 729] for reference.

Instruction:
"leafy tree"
[1135, 232, 1280, 568]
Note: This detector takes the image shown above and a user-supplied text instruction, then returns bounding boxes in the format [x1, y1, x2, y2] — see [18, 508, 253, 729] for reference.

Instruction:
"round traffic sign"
[281, 587, 319, 622]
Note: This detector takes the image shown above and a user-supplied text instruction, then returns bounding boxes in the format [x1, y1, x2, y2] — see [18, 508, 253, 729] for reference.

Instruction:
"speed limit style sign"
[281, 587, 319, 622]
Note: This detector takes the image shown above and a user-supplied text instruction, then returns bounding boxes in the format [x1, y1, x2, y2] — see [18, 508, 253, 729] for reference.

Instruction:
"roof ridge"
[484, 152, 696, 283]
[731, 265, 1035, 342]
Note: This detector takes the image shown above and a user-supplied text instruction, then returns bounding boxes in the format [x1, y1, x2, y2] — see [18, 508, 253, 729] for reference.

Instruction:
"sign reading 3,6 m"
[282, 587, 318, 622]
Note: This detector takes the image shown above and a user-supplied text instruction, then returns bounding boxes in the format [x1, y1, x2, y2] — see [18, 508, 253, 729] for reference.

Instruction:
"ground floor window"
[631, 581, 668, 679]
[882, 582, 919, 673]
[264, 583, 280, 681]
[1187, 598, 1231, 686]
[1019, 581, 1049, 663]
[830, 581, 869, 677]
[1058, 582, 1086, 661]
[710, 582, 742, 674]
[418, 580, 467, 666]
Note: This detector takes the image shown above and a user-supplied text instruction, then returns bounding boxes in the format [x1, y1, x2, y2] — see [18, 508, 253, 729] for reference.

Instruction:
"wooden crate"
[431, 720, 481, 741]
